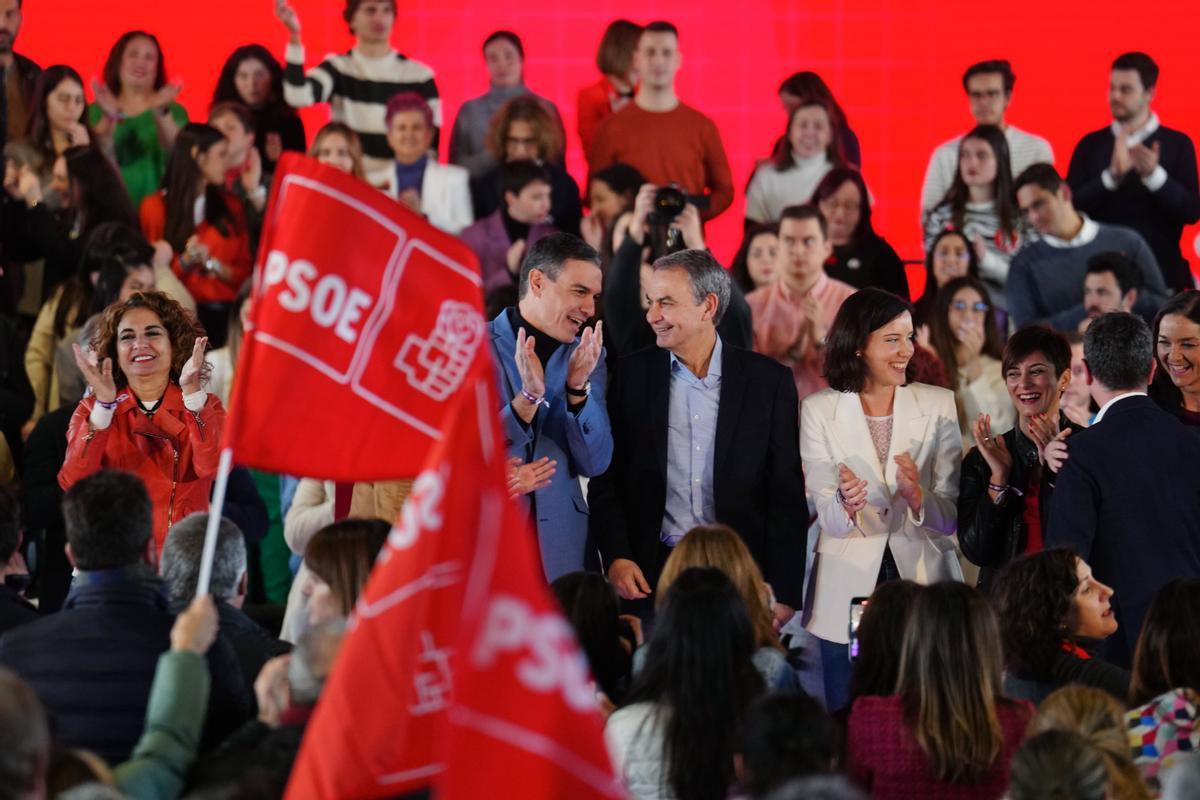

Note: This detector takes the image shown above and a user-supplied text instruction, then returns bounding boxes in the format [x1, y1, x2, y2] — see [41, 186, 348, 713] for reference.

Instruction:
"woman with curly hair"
[59, 291, 223, 556]
[993, 548, 1128, 705]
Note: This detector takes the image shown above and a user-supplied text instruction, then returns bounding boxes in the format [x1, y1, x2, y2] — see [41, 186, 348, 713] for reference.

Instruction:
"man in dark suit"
[0, 488, 36, 635]
[1066, 51, 1200, 292]
[589, 248, 806, 622]
[1046, 312, 1200, 668]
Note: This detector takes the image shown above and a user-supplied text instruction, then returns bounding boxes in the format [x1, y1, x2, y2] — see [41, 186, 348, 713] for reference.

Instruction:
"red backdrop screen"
[20, 0, 1200, 282]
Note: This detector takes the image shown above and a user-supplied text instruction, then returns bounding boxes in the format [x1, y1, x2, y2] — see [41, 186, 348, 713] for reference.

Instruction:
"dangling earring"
[855, 351, 862, 357]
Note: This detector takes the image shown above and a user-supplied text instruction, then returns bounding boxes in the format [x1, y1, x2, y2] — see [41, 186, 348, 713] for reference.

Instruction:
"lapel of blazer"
[886, 385, 932, 488]
[827, 389, 888, 498]
[490, 314, 520, 405]
[648, 349, 671, 481]
[714, 344, 745, 479]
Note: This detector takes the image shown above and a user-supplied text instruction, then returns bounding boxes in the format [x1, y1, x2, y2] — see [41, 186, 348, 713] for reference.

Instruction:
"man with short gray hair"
[590, 248, 806, 622]
[161, 514, 290, 696]
[487, 232, 612, 581]
[1047, 312, 1200, 667]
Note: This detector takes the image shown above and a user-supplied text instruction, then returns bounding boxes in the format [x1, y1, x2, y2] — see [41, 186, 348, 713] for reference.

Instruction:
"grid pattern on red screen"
[22, 0, 1200, 281]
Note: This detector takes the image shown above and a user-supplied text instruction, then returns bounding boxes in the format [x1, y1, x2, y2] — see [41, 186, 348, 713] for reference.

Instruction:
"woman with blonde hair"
[308, 121, 366, 180]
[846, 581, 1032, 799]
[653, 524, 795, 690]
[1029, 685, 1151, 800]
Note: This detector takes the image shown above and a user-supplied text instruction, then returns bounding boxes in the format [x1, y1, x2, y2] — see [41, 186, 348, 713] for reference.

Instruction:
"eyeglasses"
[951, 300, 990, 313]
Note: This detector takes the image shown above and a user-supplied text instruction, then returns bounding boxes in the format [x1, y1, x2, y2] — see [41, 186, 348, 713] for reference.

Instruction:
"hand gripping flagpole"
[196, 447, 235, 598]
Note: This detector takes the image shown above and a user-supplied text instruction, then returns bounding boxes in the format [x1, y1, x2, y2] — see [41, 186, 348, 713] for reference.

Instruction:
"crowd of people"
[3, 0, 1200, 798]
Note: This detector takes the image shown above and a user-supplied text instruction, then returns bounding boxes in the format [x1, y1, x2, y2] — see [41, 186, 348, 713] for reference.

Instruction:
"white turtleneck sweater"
[745, 151, 833, 223]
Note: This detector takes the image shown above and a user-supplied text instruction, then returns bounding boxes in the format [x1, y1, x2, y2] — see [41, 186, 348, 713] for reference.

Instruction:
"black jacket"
[0, 565, 251, 764]
[1067, 124, 1200, 292]
[603, 234, 753, 361]
[825, 234, 909, 300]
[19, 405, 73, 612]
[959, 414, 1085, 593]
[1047, 395, 1200, 667]
[589, 343, 807, 607]
[216, 601, 291, 700]
[0, 584, 38, 636]
[1003, 644, 1131, 706]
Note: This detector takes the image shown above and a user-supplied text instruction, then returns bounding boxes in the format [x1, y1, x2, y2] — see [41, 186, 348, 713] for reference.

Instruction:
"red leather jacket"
[58, 384, 226, 555]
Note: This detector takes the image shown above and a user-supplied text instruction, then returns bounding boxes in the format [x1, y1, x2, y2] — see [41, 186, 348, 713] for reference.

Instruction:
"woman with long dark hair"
[813, 167, 908, 298]
[88, 30, 188, 209]
[927, 275, 1010, 447]
[25, 65, 92, 169]
[847, 582, 1033, 799]
[211, 44, 306, 173]
[729, 222, 779, 294]
[993, 548, 1128, 704]
[1149, 290, 1200, 426]
[913, 228, 980, 329]
[605, 567, 764, 800]
[777, 71, 861, 167]
[746, 99, 843, 225]
[922, 124, 1024, 308]
[140, 123, 251, 344]
[800, 288, 963, 712]
[580, 162, 644, 271]
[552, 571, 636, 710]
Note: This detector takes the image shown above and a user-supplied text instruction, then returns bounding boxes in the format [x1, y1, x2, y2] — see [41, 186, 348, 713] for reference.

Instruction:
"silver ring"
[983, 436, 992, 442]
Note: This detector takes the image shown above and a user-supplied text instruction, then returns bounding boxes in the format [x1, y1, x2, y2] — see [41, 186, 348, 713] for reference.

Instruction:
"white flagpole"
[196, 447, 235, 597]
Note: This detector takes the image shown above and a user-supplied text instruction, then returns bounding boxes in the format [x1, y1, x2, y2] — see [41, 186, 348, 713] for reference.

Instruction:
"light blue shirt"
[661, 336, 723, 545]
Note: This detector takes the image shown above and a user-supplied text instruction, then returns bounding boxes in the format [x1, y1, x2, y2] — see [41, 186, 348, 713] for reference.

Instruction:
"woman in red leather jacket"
[59, 291, 224, 558]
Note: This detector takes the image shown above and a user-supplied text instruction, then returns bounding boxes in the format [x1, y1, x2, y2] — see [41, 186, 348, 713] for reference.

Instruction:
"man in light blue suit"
[488, 233, 612, 580]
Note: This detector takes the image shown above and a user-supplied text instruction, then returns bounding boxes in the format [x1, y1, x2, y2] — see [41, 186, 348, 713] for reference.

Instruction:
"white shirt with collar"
[1092, 390, 1148, 425]
[1041, 214, 1100, 249]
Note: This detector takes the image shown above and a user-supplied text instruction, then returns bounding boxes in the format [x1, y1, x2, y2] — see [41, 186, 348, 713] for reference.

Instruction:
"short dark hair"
[1129, 579, 1200, 705]
[1002, 325, 1072, 379]
[1085, 251, 1142, 296]
[652, 249, 732, 326]
[1013, 162, 1064, 196]
[738, 692, 836, 796]
[643, 20, 679, 39]
[483, 30, 524, 58]
[779, 204, 828, 240]
[160, 513, 247, 603]
[962, 59, 1015, 93]
[208, 100, 256, 134]
[1009, 730, 1109, 800]
[343, 0, 395, 32]
[824, 288, 916, 393]
[519, 233, 601, 299]
[499, 158, 551, 200]
[1112, 51, 1158, 90]
[1083, 312, 1154, 391]
[62, 470, 152, 570]
[595, 19, 642, 77]
[0, 489, 18, 564]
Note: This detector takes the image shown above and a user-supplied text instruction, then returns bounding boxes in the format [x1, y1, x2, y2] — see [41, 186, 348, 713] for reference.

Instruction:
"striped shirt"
[283, 43, 441, 175]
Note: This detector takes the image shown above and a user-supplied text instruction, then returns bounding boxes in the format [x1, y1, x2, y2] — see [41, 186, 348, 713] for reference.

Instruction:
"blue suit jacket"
[489, 310, 613, 580]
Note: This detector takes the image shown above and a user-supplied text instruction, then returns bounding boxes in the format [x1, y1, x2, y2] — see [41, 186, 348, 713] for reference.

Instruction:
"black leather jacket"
[959, 413, 1085, 592]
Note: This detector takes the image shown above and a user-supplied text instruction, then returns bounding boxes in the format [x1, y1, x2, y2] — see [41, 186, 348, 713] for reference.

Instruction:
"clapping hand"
[506, 456, 556, 497]
[1130, 140, 1161, 178]
[1026, 412, 1060, 466]
[151, 80, 184, 113]
[91, 79, 120, 118]
[1110, 134, 1133, 180]
[1043, 428, 1072, 474]
[179, 336, 209, 395]
[971, 413, 1012, 483]
[837, 462, 868, 515]
[72, 342, 116, 404]
[893, 452, 924, 512]
[565, 321, 603, 393]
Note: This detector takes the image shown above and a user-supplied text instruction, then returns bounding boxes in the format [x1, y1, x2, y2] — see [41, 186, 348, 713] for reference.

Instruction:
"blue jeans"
[818, 636, 852, 713]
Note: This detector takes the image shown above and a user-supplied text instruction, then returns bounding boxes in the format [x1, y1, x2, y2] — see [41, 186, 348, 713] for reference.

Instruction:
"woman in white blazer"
[800, 288, 963, 712]
[368, 92, 474, 235]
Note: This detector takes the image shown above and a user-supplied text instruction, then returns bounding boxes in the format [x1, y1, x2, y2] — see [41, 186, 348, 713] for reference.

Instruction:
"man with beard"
[0, 0, 39, 148]
[1067, 52, 1200, 293]
[1078, 253, 1140, 332]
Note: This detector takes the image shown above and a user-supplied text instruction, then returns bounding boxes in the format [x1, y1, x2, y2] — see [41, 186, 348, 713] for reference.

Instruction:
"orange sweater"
[587, 102, 734, 219]
[140, 191, 252, 304]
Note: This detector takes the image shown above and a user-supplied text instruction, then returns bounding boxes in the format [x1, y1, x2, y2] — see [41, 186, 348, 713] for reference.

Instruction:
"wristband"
[520, 388, 548, 408]
[565, 381, 590, 398]
[95, 398, 118, 410]
[987, 482, 1009, 493]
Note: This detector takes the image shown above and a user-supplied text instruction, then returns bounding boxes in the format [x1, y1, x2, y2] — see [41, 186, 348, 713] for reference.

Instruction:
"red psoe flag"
[223, 152, 484, 480]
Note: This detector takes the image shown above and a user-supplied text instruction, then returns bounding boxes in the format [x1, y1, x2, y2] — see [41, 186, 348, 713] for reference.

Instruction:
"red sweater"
[587, 102, 733, 219]
[846, 695, 1033, 800]
[140, 191, 252, 304]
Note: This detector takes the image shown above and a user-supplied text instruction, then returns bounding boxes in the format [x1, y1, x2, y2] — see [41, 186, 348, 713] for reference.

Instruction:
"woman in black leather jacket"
[958, 326, 1081, 593]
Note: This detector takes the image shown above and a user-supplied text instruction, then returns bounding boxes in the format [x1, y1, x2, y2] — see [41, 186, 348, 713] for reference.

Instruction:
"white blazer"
[369, 159, 474, 235]
[800, 383, 963, 643]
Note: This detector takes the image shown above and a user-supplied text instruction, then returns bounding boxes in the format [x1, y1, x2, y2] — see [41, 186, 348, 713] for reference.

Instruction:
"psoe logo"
[394, 300, 485, 401]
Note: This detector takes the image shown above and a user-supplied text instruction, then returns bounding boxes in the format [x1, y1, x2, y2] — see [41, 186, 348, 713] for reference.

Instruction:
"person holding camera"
[588, 21, 733, 221]
[603, 182, 752, 359]
[747, 205, 856, 402]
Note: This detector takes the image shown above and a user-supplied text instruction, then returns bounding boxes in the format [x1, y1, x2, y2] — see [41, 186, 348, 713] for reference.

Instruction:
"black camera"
[647, 184, 712, 260]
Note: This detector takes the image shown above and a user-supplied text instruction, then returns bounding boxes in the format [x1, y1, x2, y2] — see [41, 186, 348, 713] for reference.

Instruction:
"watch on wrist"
[566, 381, 590, 398]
